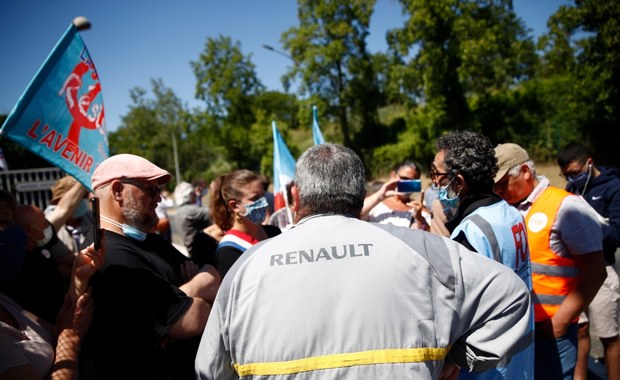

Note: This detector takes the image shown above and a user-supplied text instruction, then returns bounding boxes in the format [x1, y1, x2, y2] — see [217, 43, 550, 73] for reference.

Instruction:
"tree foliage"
[190, 35, 272, 173]
[108, 79, 194, 187]
[382, 0, 537, 168]
[4, 0, 620, 180]
[534, 0, 620, 165]
[281, 0, 381, 152]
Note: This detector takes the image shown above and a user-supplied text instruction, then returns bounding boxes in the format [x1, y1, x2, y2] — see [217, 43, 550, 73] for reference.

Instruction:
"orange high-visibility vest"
[526, 186, 579, 322]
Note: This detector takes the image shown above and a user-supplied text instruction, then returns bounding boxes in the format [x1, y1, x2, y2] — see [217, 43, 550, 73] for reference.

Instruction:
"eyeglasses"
[559, 161, 588, 180]
[429, 170, 450, 181]
[120, 179, 161, 197]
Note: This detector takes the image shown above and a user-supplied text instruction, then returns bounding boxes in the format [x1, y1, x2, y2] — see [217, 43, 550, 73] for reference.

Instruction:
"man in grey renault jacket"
[195, 143, 532, 380]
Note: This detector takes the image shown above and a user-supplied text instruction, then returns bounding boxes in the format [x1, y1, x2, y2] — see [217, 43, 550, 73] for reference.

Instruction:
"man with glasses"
[430, 131, 534, 379]
[494, 142, 606, 379]
[557, 142, 620, 380]
[81, 153, 221, 380]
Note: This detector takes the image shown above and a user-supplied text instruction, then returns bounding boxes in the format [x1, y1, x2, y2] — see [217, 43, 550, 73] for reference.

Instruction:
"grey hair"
[507, 159, 536, 177]
[295, 143, 366, 217]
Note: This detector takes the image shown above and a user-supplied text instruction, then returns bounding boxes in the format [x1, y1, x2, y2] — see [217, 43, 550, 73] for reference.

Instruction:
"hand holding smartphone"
[91, 196, 101, 250]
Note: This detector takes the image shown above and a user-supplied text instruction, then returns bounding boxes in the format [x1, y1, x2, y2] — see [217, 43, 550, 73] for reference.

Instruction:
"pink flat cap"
[91, 154, 171, 190]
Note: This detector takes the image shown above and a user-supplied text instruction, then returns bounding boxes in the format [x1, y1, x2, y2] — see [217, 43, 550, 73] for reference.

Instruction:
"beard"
[121, 191, 158, 231]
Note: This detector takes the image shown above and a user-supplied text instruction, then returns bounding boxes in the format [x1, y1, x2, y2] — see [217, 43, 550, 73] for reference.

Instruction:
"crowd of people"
[1, 131, 619, 380]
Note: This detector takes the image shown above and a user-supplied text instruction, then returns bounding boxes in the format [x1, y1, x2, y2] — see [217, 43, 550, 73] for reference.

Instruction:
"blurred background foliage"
[2, 0, 618, 188]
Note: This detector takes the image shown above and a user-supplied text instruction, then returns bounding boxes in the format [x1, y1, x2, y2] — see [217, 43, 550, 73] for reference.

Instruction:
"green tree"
[537, 4, 581, 76]
[191, 35, 267, 171]
[535, 0, 620, 165]
[384, 0, 536, 165]
[281, 0, 381, 151]
[252, 91, 304, 177]
[108, 79, 193, 187]
[573, 0, 620, 166]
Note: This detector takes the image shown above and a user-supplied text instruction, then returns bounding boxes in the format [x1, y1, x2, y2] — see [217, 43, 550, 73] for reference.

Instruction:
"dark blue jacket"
[567, 166, 620, 264]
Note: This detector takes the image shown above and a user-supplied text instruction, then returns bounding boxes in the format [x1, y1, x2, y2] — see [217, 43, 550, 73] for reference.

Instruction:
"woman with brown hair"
[209, 169, 281, 278]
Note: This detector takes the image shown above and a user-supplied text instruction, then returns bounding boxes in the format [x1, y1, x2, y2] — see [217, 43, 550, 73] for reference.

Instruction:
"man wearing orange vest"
[493, 143, 607, 379]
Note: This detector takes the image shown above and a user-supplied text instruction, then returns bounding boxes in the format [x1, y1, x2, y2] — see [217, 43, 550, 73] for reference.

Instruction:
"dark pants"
[535, 322, 578, 379]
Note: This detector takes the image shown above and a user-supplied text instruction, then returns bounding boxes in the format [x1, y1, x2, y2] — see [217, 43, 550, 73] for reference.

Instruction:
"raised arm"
[360, 178, 399, 220]
[46, 181, 87, 232]
[68, 243, 105, 303]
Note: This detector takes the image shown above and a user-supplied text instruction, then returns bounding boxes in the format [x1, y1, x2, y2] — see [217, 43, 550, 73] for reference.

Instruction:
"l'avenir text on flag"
[0, 21, 109, 191]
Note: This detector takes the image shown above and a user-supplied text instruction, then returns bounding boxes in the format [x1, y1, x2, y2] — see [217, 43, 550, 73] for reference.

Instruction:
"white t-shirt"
[367, 202, 412, 227]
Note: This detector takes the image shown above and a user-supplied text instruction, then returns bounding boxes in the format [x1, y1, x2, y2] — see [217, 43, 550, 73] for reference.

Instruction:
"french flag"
[271, 121, 296, 211]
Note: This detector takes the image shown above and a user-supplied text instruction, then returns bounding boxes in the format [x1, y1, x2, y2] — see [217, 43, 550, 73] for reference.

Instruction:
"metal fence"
[0, 167, 64, 210]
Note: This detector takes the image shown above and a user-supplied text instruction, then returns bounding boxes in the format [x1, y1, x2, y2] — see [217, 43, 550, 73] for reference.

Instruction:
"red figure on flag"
[58, 51, 104, 145]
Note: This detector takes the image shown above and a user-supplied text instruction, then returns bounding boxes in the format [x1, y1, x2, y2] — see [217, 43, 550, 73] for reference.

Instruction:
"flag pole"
[72, 16, 91, 31]
[283, 184, 293, 227]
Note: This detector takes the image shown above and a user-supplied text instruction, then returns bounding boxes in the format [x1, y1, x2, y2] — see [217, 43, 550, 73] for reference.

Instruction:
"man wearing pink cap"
[81, 153, 221, 380]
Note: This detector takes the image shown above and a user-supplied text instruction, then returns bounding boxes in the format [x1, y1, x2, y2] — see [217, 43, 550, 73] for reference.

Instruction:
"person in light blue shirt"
[431, 130, 534, 380]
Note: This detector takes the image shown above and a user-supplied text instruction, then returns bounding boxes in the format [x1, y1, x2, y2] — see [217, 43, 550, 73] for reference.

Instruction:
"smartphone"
[91, 196, 101, 250]
[397, 179, 421, 194]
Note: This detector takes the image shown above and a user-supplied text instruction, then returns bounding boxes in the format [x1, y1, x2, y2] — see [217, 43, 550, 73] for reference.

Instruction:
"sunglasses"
[120, 179, 161, 197]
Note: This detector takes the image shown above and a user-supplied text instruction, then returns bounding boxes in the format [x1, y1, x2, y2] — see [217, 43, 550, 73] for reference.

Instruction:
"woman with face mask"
[209, 169, 282, 278]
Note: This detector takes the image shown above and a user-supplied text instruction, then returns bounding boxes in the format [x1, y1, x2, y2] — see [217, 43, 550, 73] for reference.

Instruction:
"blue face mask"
[240, 196, 268, 224]
[121, 224, 147, 241]
[100, 215, 147, 241]
[72, 199, 89, 218]
[433, 177, 460, 221]
[567, 164, 592, 194]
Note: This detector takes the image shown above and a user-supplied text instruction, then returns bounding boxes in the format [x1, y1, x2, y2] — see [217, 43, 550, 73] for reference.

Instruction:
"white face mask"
[37, 225, 54, 247]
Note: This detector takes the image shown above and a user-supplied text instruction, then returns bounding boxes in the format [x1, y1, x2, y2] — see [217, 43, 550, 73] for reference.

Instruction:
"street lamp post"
[262, 44, 293, 61]
[171, 133, 181, 185]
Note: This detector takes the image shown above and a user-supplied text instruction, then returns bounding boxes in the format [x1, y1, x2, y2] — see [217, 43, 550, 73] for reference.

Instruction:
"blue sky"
[1, 0, 570, 133]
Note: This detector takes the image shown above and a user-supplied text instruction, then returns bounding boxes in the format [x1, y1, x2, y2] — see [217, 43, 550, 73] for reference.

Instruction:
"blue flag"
[312, 105, 325, 145]
[272, 121, 296, 211]
[0, 23, 108, 191]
